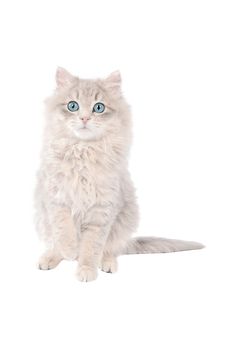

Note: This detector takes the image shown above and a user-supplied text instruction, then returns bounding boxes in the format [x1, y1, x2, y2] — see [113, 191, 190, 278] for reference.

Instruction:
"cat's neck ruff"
[47, 133, 129, 173]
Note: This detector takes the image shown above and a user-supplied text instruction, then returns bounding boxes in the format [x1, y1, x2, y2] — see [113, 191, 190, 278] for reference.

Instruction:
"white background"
[0, 0, 231, 349]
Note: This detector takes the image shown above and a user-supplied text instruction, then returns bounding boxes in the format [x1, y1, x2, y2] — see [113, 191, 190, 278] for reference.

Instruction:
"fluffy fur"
[34, 67, 204, 282]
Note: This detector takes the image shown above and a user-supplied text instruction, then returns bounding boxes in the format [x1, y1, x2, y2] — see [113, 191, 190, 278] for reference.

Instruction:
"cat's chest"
[46, 142, 121, 214]
[54, 157, 97, 207]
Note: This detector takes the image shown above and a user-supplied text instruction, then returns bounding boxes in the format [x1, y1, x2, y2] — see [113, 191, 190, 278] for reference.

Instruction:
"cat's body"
[35, 68, 203, 281]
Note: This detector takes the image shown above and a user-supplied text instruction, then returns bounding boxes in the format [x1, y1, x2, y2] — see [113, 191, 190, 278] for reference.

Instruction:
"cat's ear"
[56, 67, 76, 88]
[104, 71, 121, 96]
[105, 71, 121, 87]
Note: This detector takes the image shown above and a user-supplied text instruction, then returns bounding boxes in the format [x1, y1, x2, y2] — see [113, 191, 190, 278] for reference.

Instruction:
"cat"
[34, 67, 204, 282]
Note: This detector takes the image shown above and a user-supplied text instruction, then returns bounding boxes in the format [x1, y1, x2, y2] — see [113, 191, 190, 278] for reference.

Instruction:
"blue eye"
[67, 101, 79, 112]
[93, 102, 105, 113]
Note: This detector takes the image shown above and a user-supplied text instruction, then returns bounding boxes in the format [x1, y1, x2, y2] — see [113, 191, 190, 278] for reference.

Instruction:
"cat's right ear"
[55, 67, 75, 88]
[104, 71, 122, 96]
[105, 71, 121, 87]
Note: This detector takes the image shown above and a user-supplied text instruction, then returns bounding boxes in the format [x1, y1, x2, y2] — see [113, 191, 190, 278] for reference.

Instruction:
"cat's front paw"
[77, 265, 98, 282]
[100, 257, 118, 273]
[38, 250, 63, 270]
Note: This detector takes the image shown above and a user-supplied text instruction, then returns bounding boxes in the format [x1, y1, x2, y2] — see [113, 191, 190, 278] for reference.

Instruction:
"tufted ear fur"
[56, 67, 76, 88]
[104, 71, 122, 96]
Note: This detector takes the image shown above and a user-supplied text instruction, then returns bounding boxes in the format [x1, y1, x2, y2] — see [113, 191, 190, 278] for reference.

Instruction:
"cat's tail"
[123, 236, 204, 254]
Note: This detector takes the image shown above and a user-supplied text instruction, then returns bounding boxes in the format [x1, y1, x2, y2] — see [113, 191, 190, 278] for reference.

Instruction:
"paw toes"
[100, 258, 118, 274]
[38, 252, 62, 270]
[77, 265, 98, 282]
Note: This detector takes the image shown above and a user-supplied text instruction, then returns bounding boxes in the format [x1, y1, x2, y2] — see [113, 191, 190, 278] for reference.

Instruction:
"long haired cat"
[35, 67, 204, 282]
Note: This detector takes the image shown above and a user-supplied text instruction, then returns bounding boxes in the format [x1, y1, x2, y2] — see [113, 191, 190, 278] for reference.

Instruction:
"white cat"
[34, 67, 204, 282]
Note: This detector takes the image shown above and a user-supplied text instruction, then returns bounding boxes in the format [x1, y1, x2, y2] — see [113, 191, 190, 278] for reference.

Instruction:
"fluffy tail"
[123, 236, 204, 254]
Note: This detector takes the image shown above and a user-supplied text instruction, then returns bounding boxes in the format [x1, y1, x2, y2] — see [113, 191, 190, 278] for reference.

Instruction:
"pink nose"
[80, 116, 90, 124]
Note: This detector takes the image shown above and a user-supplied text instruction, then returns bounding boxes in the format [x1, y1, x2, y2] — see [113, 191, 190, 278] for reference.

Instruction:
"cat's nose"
[80, 116, 90, 124]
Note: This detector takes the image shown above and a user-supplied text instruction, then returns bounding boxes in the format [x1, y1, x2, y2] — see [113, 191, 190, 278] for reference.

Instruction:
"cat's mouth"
[79, 126, 89, 130]
[75, 125, 93, 135]
[72, 124, 103, 140]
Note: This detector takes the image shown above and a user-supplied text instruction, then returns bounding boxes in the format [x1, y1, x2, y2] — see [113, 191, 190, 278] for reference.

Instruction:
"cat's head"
[46, 67, 130, 141]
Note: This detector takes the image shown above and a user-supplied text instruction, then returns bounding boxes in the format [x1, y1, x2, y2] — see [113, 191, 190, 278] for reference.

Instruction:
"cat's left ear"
[105, 71, 121, 93]
[56, 67, 76, 88]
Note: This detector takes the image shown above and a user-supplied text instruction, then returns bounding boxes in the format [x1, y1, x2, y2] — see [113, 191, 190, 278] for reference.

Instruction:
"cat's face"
[47, 67, 126, 141]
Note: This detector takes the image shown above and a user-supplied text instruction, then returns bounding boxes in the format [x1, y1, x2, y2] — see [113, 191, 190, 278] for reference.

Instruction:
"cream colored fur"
[35, 67, 203, 282]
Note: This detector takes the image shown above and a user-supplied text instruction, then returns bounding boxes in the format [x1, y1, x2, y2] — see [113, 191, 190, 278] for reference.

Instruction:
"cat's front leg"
[50, 205, 79, 260]
[77, 224, 110, 282]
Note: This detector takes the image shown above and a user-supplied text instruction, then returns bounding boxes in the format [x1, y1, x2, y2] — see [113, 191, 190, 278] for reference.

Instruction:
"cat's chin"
[73, 127, 103, 141]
